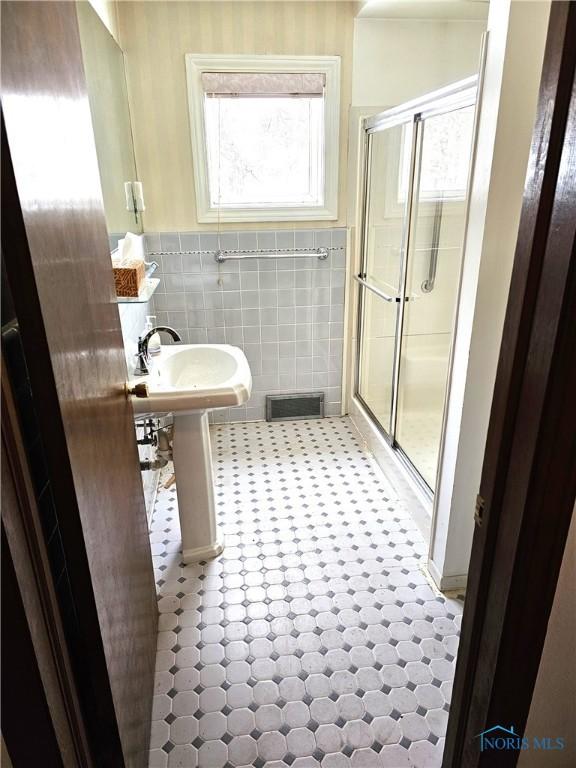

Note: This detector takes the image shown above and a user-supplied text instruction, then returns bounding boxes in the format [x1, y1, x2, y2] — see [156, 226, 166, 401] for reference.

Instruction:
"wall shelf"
[116, 277, 159, 304]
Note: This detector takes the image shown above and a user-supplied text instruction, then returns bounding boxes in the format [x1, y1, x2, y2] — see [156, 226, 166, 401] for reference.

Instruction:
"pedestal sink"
[130, 344, 252, 563]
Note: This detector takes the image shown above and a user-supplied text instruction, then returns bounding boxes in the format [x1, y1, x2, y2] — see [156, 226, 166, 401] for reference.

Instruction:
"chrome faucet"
[134, 325, 181, 376]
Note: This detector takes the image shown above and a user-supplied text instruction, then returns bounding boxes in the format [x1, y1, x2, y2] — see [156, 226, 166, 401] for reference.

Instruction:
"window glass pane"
[205, 96, 324, 207]
[399, 106, 474, 201]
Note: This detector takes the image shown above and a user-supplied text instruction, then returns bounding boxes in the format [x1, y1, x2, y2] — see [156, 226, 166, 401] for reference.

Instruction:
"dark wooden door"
[1, 523, 64, 768]
[443, 2, 576, 766]
[1, 2, 157, 766]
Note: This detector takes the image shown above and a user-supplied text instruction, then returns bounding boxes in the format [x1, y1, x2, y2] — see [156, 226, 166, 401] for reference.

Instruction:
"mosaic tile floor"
[148, 417, 463, 768]
[395, 410, 443, 492]
[362, 397, 442, 491]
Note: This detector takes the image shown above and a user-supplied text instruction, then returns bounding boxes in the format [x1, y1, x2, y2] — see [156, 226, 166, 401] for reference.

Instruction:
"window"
[204, 77, 324, 207]
[398, 106, 475, 202]
[186, 55, 340, 222]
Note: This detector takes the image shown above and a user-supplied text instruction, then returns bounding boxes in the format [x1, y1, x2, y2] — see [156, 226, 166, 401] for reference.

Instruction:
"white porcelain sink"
[128, 344, 252, 564]
[130, 343, 252, 415]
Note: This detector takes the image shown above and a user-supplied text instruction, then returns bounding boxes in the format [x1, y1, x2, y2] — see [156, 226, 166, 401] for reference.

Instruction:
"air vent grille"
[266, 393, 324, 422]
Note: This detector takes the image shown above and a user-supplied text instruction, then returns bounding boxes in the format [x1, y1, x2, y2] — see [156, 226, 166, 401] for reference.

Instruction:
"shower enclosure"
[355, 78, 477, 493]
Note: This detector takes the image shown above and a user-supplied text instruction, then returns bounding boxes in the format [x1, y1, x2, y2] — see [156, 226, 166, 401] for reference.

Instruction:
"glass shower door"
[356, 121, 414, 438]
[356, 78, 477, 494]
[395, 105, 475, 489]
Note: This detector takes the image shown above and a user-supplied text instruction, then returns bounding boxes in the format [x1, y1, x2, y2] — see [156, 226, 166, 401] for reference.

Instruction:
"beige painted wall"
[117, 1, 355, 232]
[519, 508, 576, 766]
[352, 18, 485, 107]
[429, 0, 551, 586]
[87, 0, 120, 44]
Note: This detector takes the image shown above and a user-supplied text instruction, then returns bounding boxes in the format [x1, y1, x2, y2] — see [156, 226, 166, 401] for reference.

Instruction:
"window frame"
[185, 54, 341, 223]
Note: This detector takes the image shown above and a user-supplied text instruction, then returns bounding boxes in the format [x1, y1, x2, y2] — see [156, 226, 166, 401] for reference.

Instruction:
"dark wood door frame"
[2, 524, 64, 768]
[1, 365, 93, 767]
[444, 2, 576, 766]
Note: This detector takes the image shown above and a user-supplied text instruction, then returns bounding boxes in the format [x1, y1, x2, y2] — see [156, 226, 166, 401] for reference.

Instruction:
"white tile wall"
[119, 300, 151, 376]
[145, 229, 347, 422]
[118, 299, 158, 518]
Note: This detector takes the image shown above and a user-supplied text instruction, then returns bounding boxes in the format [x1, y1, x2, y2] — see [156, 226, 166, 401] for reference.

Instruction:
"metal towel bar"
[214, 248, 329, 263]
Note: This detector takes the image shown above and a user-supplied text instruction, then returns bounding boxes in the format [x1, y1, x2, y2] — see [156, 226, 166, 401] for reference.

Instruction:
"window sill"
[197, 205, 338, 224]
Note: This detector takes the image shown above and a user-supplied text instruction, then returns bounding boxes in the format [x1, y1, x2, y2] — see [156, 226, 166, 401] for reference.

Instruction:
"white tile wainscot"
[145, 229, 346, 423]
[119, 299, 158, 521]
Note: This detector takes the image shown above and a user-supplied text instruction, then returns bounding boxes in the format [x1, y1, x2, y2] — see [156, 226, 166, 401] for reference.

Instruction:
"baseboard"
[182, 536, 225, 564]
[426, 557, 468, 593]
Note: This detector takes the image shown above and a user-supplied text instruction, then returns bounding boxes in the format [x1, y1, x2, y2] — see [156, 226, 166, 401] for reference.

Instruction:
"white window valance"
[201, 72, 326, 98]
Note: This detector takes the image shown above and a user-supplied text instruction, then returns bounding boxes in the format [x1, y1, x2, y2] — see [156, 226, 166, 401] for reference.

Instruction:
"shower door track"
[355, 392, 436, 502]
[354, 76, 478, 496]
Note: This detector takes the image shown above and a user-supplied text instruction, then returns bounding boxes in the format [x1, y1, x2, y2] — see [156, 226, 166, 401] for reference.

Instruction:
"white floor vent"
[266, 393, 324, 422]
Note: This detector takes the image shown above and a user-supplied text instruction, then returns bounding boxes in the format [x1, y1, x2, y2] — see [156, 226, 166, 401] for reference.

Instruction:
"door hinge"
[475, 494, 485, 527]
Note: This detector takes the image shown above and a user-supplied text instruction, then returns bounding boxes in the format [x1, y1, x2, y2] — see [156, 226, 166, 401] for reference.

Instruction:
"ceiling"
[357, 0, 489, 21]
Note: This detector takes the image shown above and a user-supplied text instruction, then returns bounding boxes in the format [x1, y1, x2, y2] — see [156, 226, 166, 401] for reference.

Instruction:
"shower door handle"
[354, 275, 401, 303]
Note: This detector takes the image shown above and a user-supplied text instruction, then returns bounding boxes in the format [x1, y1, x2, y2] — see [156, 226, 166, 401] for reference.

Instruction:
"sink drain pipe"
[139, 424, 173, 472]
[140, 457, 168, 471]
